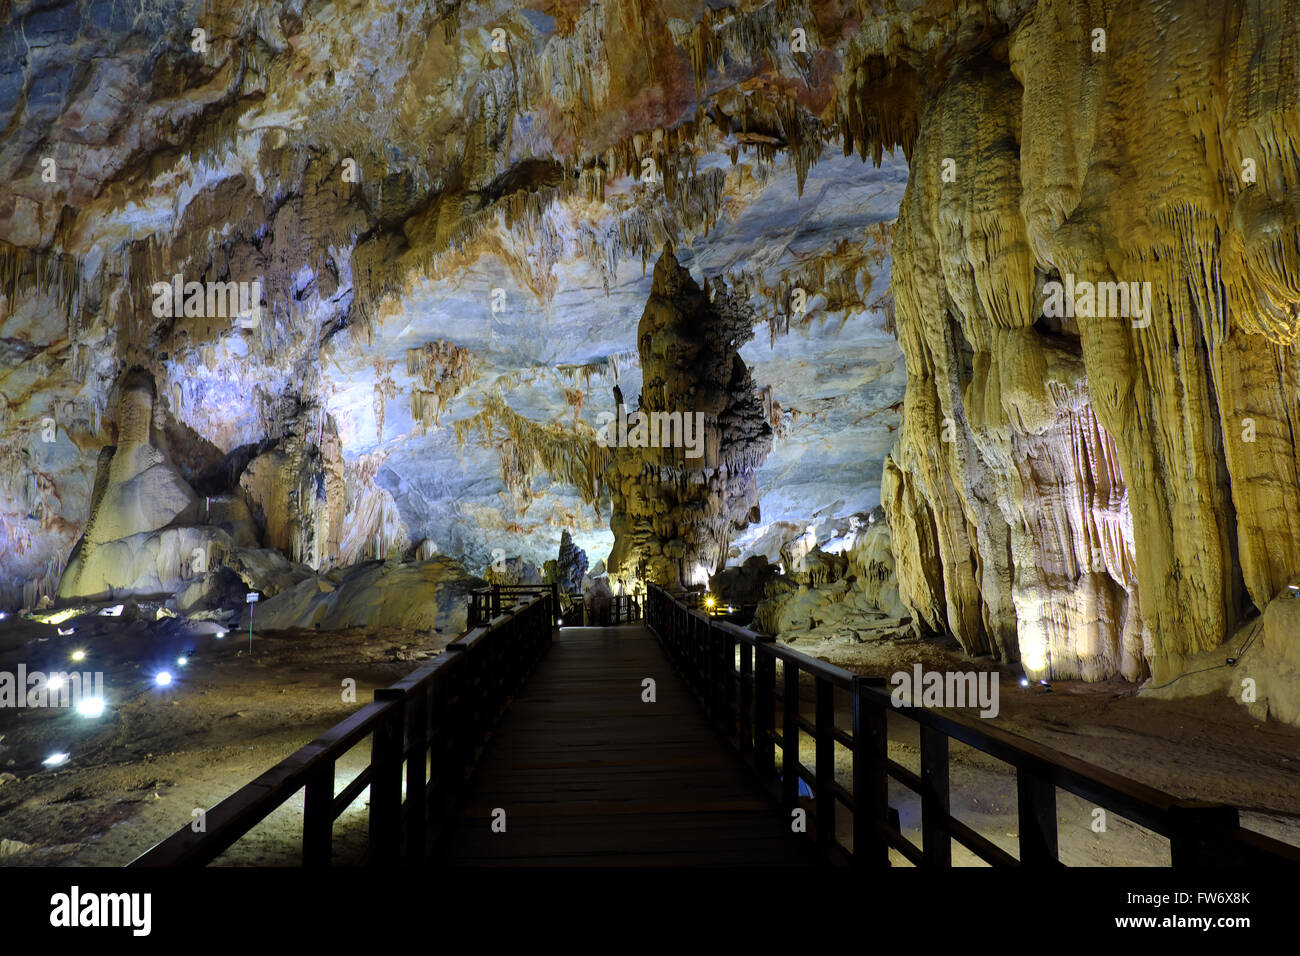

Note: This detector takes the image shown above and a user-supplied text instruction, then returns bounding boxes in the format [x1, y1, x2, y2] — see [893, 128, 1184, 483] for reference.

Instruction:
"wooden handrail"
[645, 583, 1300, 868]
[468, 583, 560, 628]
[130, 593, 556, 867]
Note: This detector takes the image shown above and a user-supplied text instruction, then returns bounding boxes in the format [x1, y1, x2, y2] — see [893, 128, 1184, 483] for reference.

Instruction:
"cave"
[2, 0, 1300, 908]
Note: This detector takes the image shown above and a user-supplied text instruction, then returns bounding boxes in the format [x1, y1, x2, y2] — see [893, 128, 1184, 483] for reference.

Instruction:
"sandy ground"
[0, 608, 451, 866]
[1, 607, 1296, 867]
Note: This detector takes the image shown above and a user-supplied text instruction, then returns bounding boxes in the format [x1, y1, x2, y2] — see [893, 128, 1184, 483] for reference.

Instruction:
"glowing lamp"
[57, 626, 75, 636]
[70, 650, 86, 662]
[704, 595, 717, 610]
[154, 671, 173, 687]
[177, 656, 189, 666]
[47, 675, 65, 692]
[77, 697, 105, 718]
[1020, 678, 1030, 688]
[43, 753, 69, 767]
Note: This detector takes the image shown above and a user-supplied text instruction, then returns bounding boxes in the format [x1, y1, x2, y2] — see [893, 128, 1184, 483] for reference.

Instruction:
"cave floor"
[0, 614, 1297, 866]
[0, 613, 452, 865]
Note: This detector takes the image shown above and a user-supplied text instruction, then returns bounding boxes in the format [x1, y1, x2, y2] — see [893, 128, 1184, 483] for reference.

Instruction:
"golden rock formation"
[606, 247, 774, 587]
[883, 0, 1300, 686]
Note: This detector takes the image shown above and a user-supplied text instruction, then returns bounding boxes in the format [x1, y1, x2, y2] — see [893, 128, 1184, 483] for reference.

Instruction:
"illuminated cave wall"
[0, 0, 907, 611]
[884, 1, 1300, 684]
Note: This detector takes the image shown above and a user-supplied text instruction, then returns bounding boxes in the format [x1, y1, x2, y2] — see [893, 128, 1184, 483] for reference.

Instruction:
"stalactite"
[0, 241, 81, 324]
[454, 391, 613, 510]
[406, 340, 476, 432]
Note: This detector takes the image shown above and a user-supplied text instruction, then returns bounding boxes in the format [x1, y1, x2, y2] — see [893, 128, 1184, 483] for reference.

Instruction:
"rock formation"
[555, 530, 588, 595]
[882, 2, 1300, 691]
[57, 368, 207, 599]
[606, 247, 774, 587]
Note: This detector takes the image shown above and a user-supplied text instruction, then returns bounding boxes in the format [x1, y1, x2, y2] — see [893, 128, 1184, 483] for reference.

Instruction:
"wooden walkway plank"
[440, 625, 823, 866]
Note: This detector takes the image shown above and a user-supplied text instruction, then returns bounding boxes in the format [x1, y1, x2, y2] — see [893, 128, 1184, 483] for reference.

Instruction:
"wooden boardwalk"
[440, 625, 823, 866]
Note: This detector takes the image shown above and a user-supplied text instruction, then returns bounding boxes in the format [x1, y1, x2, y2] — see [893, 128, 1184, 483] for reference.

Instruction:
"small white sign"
[246, 592, 260, 604]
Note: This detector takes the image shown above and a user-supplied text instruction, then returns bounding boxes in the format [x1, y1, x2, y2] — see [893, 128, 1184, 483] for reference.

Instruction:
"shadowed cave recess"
[4, 0, 1300, 868]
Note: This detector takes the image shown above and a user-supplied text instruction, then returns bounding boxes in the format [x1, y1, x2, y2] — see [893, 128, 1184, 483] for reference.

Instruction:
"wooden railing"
[561, 593, 643, 627]
[130, 592, 555, 867]
[468, 583, 559, 628]
[645, 584, 1300, 867]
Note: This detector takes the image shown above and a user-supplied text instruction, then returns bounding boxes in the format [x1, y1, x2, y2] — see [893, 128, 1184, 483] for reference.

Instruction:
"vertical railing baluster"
[852, 675, 889, 866]
[406, 686, 428, 860]
[740, 641, 753, 756]
[755, 637, 776, 782]
[782, 661, 799, 812]
[815, 677, 835, 849]
[919, 723, 951, 865]
[1016, 770, 1058, 865]
[369, 690, 405, 864]
[302, 759, 334, 867]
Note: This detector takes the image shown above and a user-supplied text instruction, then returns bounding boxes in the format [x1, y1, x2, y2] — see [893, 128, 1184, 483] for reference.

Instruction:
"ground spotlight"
[154, 671, 173, 687]
[70, 650, 86, 662]
[77, 697, 106, 718]
[48, 675, 65, 692]
[1020, 678, 1030, 688]
[177, 655, 189, 666]
[43, 753, 69, 767]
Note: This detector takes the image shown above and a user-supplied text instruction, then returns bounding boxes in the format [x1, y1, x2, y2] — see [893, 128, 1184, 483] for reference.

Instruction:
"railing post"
[755, 637, 776, 782]
[739, 641, 753, 757]
[815, 677, 835, 849]
[302, 760, 334, 867]
[1168, 804, 1242, 866]
[851, 675, 889, 866]
[550, 583, 559, 628]
[1016, 770, 1058, 865]
[406, 686, 429, 860]
[723, 631, 737, 737]
[708, 620, 722, 724]
[919, 723, 951, 866]
[369, 689, 406, 864]
[782, 660, 799, 812]
[444, 644, 469, 804]
[491, 584, 501, 618]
